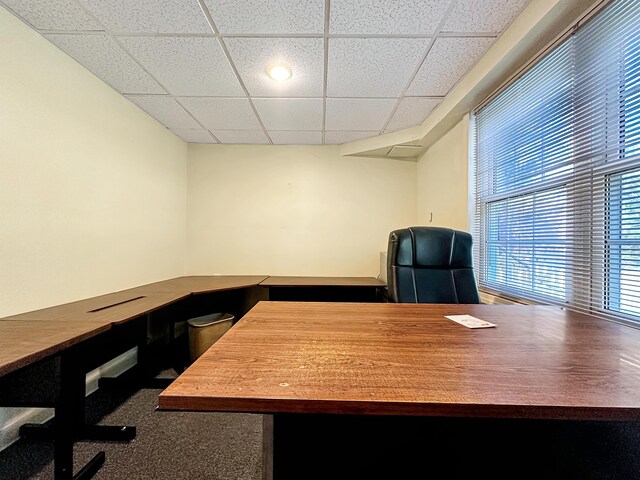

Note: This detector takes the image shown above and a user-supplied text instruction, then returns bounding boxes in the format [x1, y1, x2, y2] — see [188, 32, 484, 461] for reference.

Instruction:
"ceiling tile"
[0, 0, 103, 30]
[386, 97, 441, 132]
[327, 38, 429, 97]
[46, 34, 164, 94]
[269, 131, 323, 145]
[77, 0, 212, 34]
[126, 95, 200, 129]
[324, 131, 379, 145]
[118, 36, 243, 96]
[202, 0, 324, 34]
[171, 129, 218, 143]
[212, 130, 269, 144]
[441, 0, 529, 33]
[325, 98, 396, 131]
[406, 37, 494, 96]
[224, 38, 324, 97]
[179, 97, 262, 131]
[253, 98, 323, 131]
[329, 0, 449, 35]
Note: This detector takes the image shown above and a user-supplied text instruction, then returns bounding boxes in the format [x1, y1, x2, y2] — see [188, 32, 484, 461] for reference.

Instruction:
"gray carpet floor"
[4, 375, 639, 479]
[0, 385, 263, 480]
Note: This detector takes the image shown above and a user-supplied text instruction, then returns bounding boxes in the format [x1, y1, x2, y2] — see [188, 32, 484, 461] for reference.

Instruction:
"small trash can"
[187, 313, 234, 361]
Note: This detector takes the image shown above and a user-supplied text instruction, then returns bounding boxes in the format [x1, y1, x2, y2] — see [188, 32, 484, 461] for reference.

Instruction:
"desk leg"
[52, 408, 73, 480]
[52, 404, 105, 480]
[262, 415, 273, 480]
[52, 354, 107, 480]
[53, 435, 104, 480]
[20, 348, 135, 479]
[21, 354, 137, 443]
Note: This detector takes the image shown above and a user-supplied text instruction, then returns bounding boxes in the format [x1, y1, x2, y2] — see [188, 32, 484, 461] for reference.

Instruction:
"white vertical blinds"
[475, 0, 640, 324]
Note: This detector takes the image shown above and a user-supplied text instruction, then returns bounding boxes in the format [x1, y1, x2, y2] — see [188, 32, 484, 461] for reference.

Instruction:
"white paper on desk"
[445, 314, 496, 329]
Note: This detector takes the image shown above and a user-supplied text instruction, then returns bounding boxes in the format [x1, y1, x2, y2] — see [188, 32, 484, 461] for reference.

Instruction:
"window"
[607, 168, 640, 316]
[475, 0, 640, 324]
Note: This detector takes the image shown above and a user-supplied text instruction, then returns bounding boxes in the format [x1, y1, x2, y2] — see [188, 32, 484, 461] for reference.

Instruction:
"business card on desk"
[445, 314, 496, 329]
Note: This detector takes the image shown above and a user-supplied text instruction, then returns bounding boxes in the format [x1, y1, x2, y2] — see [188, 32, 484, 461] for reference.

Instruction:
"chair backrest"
[387, 226, 480, 304]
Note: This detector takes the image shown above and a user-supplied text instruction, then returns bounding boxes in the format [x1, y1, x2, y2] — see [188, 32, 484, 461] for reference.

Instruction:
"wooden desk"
[0, 275, 380, 480]
[0, 276, 271, 386]
[0, 277, 267, 480]
[0, 317, 138, 480]
[159, 302, 640, 418]
[0, 292, 185, 480]
[160, 302, 640, 478]
[2, 276, 270, 324]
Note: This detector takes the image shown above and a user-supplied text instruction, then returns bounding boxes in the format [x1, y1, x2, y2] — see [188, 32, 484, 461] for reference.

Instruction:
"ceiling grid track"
[321, 0, 331, 144]
[58, 0, 221, 143]
[379, 0, 459, 136]
[197, 0, 273, 144]
[0, 0, 530, 148]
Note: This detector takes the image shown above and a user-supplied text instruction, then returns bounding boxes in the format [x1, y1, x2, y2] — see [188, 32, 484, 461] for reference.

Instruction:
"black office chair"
[387, 226, 480, 304]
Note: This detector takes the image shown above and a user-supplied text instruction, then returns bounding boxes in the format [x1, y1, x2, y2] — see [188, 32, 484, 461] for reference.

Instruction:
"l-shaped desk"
[160, 301, 640, 479]
[3, 275, 640, 479]
[0, 275, 385, 480]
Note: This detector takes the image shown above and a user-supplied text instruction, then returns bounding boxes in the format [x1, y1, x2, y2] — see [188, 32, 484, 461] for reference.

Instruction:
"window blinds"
[475, 0, 640, 324]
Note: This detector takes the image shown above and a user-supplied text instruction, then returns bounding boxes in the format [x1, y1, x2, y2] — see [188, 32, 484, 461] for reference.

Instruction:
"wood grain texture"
[0, 321, 109, 377]
[259, 276, 385, 287]
[159, 302, 640, 420]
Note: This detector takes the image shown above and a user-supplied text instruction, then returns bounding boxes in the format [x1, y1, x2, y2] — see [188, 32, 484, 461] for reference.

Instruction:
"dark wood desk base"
[267, 413, 640, 480]
[260, 276, 385, 303]
[266, 285, 380, 302]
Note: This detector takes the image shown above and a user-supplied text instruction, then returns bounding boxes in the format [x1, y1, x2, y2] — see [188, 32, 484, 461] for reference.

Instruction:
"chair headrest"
[389, 227, 474, 269]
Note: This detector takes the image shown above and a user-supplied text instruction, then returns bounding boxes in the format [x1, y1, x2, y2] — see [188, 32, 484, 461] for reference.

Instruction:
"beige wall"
[187, 145, 416, 276]
[0, 8, 187, 319]
[416, 116, 471, 232]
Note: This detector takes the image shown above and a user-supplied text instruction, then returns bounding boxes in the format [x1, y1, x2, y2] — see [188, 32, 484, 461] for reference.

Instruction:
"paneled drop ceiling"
[1, 0, 530, 145]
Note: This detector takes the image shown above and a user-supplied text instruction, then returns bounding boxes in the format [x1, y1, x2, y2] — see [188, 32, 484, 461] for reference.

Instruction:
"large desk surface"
[159, 302, 640, 421]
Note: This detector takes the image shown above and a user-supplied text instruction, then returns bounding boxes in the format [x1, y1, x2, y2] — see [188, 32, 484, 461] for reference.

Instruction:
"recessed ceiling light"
[268, 65, 292, 81]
